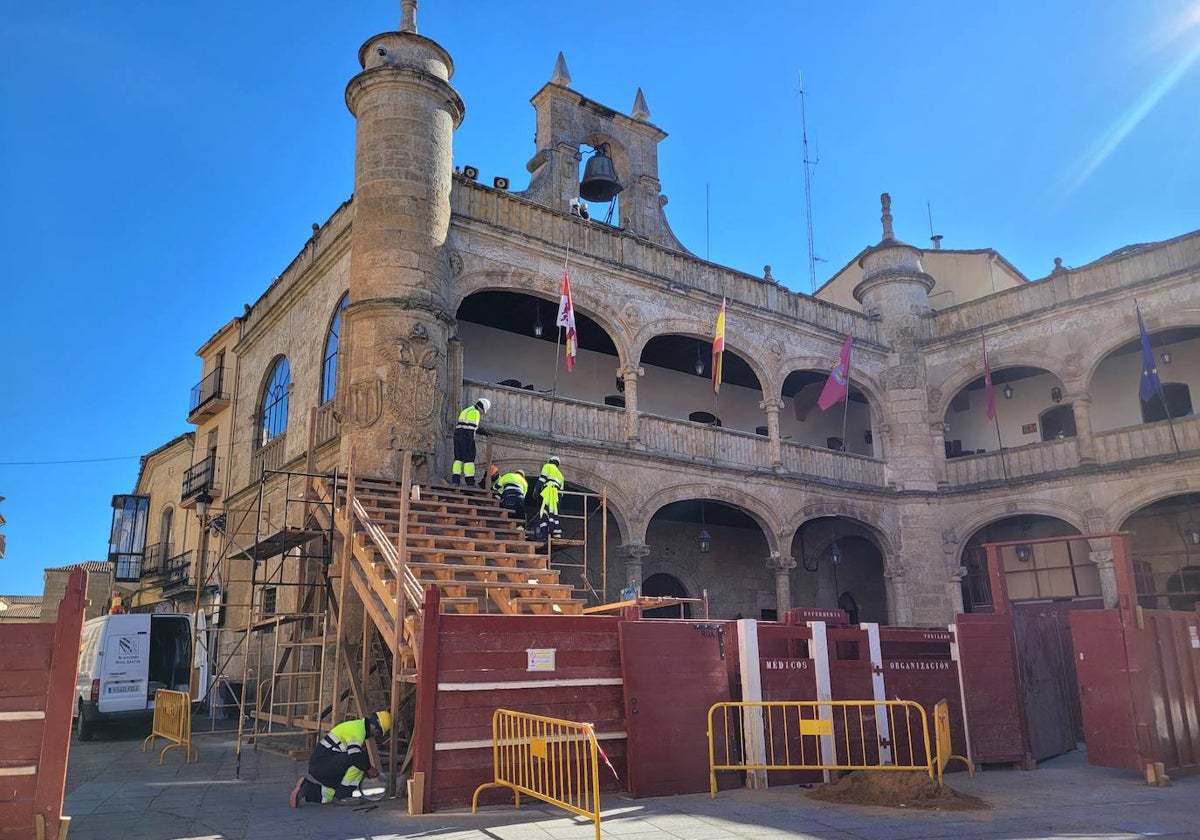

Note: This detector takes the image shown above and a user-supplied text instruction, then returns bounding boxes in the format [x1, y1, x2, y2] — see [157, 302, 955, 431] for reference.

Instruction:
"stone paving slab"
[64, 722, 1199, 840]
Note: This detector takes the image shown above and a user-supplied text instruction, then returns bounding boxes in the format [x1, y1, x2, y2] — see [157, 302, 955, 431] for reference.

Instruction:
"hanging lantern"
[698, 529, 712, 553]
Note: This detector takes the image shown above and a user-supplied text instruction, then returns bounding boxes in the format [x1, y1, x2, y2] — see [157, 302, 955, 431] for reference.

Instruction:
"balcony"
[463, 381, 886, 487]
[250, 433, 288, 480]
[160, 550, 194, 595]
[188, 367, 230, 422]
[181, 455, 221, 506]
[141, 542, 172, 579]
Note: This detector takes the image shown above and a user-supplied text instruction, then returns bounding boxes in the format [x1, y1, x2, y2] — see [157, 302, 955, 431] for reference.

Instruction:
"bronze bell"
[579, 146, 623, 203]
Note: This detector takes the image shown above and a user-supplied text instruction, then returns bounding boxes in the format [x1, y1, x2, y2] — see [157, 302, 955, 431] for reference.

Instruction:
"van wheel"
[76, 705, 94, 742]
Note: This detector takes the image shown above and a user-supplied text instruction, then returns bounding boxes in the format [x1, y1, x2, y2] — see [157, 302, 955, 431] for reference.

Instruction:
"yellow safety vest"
[456, 406, 481, 431]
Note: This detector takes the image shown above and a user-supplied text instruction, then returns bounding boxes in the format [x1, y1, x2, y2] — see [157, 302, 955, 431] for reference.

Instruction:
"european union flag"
[1137, 306, 1161, 403]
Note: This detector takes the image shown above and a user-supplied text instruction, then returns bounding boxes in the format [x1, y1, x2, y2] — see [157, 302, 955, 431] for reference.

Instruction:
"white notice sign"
[1190, 626, 1199, 650]
[527, 648, 556, 672]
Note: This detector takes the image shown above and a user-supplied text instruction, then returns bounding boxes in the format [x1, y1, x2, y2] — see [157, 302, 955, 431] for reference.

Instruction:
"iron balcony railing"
[160, 550, 194, 592]
[189, 367, 228, 415]
[141, 542, 173, 578]
[181, 455, 220, 501]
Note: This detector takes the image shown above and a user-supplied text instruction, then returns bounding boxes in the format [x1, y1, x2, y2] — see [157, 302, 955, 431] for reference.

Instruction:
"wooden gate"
[0, 569, 86, 840]
[1012, 605, 1078, 762]
[618, 619, 733, 797]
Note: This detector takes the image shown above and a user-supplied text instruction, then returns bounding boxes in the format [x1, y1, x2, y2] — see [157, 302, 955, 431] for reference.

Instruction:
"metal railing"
[472, 709, 604, 840]
[182, 455, 220, 501]
[707, 699, 937, 797]
[141, 543, 172, 578]
[160, 551, 194, 591]
[189, 367, 228, 414]
[142, 689, 198, 764]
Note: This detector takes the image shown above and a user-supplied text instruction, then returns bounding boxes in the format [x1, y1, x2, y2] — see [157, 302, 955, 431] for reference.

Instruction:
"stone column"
[759, 398, 784, 469]
[930, 421, 950, 487]
[947, 565, 966, 616]
[1089, 549, 1119, 608]
[885, 566, 912, 625]
[617, 542, 651, 592]
[619, 365, 642, 445]
[1071, 392, 1096, 464]
[766, 552, 797, 614]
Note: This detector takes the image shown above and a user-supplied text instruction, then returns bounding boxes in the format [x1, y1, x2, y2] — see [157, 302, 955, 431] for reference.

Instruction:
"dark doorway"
[642, 572, 692, 619]
[1039, 404, 1076, 441]
[1141, 382, 1193, 423]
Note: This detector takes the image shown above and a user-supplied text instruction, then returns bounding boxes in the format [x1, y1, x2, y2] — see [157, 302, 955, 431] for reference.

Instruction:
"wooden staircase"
[310, 471, 586, 676]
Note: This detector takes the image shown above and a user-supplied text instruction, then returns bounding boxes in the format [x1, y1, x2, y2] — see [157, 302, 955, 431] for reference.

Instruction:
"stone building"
[109, 7, 1200, 665]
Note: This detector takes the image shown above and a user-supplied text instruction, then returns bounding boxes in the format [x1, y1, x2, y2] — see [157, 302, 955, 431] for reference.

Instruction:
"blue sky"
[2, 1, 1198, 596]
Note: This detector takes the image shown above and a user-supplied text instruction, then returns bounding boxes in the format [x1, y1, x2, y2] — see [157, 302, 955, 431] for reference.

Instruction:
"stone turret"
[339, 10, 465, 479]
[853, 195, 945, 623]
[522, 56, 686, 250]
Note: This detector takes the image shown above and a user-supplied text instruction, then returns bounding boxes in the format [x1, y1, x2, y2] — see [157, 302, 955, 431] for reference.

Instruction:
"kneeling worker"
[289, 711, 391, 807]
[494, 468, 528, 522]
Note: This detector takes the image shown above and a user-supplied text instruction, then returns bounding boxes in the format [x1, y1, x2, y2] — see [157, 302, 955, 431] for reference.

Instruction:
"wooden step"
[407, 561, 556, 581]
[511, 597, 587, 615]
[439, 597, 480, 615]
[406, 546, 551, 566]
[406, 533, 538, 554]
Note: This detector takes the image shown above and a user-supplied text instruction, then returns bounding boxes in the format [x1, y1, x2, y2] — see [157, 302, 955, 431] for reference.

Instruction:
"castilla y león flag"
[557, 271, 578, 372]
[817, 334, 853, 411]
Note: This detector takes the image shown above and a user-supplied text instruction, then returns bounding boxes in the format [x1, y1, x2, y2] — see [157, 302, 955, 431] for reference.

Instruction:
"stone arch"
[639, 483, 780, 553]
[777, 353, 887, 417]
[453, 268, 635, 367]
[931, 351, 1071, 418]
[631, 316, 770, 395]
[1079, 310, 1200, 389]
[785, 502, 896, 563]
[951, 499, 1088, 551]
[1107, 476, 1200, 531]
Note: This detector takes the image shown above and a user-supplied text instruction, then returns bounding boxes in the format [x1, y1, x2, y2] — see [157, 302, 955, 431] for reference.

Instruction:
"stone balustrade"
[1093, 414, 1200, 464]
[943, 437, 1078, 485]
[779, 440, 886, 487]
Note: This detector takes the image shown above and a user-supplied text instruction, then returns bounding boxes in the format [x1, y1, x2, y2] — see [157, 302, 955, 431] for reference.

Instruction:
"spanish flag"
[712, 297, 726, 394]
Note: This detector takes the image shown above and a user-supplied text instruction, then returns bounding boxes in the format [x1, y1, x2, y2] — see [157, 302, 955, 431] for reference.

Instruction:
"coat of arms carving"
[346, 379, 383, 428]
[388, 335, 442, 449]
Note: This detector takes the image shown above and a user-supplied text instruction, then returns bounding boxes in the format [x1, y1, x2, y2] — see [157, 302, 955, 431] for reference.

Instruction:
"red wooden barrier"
[0, 569, 86, 840]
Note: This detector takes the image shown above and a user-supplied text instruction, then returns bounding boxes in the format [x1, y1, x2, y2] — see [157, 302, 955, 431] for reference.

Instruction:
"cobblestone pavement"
[65, 720, 1199, 840]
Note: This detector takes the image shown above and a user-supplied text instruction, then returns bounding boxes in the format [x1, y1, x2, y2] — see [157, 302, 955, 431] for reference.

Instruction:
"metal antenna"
[799, 71, 819, 293]
[927, 201, 935, 237]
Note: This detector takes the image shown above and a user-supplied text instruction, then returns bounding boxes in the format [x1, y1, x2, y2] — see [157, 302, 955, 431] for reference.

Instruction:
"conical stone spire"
[551, 52, 571, 86]
[632, 87, 650, 121]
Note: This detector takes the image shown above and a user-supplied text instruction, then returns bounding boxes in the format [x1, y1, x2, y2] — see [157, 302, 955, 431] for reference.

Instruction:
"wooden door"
[619, 620, 732, 798]
[1013, 607, 1077, 762]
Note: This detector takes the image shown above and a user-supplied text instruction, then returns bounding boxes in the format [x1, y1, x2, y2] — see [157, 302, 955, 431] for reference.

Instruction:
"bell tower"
[521, 56, 686, 250]
[339, 3, 464, 479]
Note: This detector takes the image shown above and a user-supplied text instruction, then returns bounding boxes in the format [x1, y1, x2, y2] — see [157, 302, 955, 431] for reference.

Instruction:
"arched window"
[257, 356, 291, 448]
[1141, 382, 1193, 423]
[1039, 404, 1076, 441]
[320, 293, 349, 405]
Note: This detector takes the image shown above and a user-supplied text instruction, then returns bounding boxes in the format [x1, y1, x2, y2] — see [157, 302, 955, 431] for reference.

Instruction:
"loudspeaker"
[493, 176, 510, 190]
[462, 165, 479, 180]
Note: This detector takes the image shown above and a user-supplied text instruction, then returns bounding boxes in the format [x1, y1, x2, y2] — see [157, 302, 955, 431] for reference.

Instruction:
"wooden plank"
[33, 568, 87, 840]
[413, 587, 442, 815]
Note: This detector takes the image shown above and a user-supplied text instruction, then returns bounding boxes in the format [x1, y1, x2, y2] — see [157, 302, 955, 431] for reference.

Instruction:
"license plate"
[106, 685, 141, 695]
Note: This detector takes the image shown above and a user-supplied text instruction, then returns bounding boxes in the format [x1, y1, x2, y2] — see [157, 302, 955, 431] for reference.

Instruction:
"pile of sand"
[807, 771, 988, 811]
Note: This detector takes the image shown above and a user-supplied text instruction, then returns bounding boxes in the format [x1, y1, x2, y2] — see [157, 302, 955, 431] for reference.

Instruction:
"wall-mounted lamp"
[1050, 386, 1063, 404]
[1015, 543, 1033, 563]
[1003, 384, 1014, 400]
[1185, 523, 1200, 546]
[698, 529, 712, 554]
[194, 491, 213, 524]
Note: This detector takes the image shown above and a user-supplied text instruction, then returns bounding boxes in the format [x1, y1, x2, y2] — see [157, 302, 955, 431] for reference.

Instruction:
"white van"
[73, 612, 209, 740]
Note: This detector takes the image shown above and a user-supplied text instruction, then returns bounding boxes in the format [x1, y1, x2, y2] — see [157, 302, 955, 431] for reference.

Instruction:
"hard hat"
[372, 711, 392, 735]
[477, 398, 491, 412]
[515, 470, 525, 477]
[548, 456, 561, 465]
[490, 464, 500, 476]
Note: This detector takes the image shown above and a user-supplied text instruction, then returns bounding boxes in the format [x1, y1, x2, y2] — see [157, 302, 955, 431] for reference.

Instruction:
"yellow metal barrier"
[707, 699, 936, 797]
[932, 698, 974, 786]
[472, 709, 603, 840]
[142, 689, 198, 765]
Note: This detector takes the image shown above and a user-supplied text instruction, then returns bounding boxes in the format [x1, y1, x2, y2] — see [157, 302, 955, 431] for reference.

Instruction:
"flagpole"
[839, 340, 852, 451]
[993, 413, 1009, 481]
[1157, 381, 1180, 455]
[550, 224, 573, 436]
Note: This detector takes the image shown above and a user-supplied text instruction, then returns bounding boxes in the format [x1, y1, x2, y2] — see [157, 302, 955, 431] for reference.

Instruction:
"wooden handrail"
[351, 497, 424, 608]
